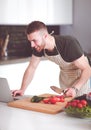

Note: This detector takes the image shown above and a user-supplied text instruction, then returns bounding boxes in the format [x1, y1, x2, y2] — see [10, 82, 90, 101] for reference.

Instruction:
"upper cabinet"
[0, 0, 72, 25]
[47, 0, 73, 25]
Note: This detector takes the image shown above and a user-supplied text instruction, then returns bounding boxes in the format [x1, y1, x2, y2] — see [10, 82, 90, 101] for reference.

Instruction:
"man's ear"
[44, 33, 48, 39]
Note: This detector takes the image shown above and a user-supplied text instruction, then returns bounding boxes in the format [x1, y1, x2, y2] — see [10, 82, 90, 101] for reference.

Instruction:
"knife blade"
[50, 86, 68, 95]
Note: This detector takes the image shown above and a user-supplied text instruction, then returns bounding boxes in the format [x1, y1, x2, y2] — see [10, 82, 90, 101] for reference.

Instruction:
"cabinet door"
[0, 0, 72, 25]
[18, 0, 48, 24]
[47, 0, 73, 25]
[25, 0, 73, 25]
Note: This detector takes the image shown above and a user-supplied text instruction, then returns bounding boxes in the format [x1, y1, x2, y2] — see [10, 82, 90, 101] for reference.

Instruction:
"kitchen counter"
[0, 102, 91, 130]
[0, 56, 31, 65]
[0, 56, 47, 65]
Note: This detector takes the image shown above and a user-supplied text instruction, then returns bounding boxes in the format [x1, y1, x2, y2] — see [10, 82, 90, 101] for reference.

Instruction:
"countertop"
[0, 56, 31, 65]
[0, 102, 91, 130]
[0, 53, 91, 65]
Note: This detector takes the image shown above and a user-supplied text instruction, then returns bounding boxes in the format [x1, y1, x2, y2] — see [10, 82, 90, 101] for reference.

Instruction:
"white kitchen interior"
[0, 60, 60, 95]
[0, 0, 91, 130]
[0, 0, 72, 95]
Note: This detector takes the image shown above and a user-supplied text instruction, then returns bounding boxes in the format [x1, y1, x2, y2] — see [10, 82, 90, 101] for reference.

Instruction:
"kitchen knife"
[50, 86, 68, 95]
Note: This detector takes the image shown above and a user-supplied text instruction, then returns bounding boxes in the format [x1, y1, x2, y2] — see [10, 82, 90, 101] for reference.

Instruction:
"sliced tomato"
[43, 98, 50, 104]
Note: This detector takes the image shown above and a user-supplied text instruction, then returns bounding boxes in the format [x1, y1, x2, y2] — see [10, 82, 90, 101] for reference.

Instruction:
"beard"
[35, 46, 43, 52]
[35, 42, 45, 52]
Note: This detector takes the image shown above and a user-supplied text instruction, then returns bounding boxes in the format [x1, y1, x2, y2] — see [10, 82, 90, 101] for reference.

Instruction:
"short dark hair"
[26, 21, 47, 34]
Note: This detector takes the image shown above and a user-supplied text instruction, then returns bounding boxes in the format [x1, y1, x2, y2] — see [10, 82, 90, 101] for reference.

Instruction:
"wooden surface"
[7, 93, 73, 114]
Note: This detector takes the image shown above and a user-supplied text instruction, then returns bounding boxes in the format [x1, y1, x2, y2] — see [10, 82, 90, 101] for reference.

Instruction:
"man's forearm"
[20, 67, 36, 93]
[72, 68, 91, 90]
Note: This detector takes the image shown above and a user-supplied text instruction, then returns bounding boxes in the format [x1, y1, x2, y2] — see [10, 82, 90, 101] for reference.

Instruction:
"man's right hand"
[11, 89, 24, 97]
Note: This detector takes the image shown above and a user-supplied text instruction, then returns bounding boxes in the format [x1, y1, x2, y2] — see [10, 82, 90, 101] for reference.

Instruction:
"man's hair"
[26, 21, 48, 35]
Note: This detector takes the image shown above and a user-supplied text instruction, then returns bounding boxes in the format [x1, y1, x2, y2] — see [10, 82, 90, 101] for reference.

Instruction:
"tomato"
[73, 99, 80, 103]
[71, 101, 77, 107]
[54, 96, 61, 102]
[43, 98, 50, 104]
[59, 98, 65, 102]
[49, 97, 57, 104]
[80, 100, 87, 106]
[43, 95, 65, 104]
[77, 103, 83, 109]
[65, 99, 88, 109]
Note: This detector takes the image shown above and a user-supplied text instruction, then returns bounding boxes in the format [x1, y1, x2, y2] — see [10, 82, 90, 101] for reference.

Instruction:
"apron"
[44, 48, 91, 96]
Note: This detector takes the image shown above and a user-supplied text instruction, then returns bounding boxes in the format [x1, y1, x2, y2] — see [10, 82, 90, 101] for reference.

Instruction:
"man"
[12, 21, 91, 97]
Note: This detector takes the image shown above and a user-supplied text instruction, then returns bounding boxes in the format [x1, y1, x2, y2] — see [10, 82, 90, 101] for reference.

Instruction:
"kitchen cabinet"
[0, 0, 72, 25]
[47, 0, 73, 25]
[0, 60, 60, 95]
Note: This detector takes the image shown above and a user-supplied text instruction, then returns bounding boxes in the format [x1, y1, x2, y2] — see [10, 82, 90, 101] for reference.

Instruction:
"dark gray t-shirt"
[31, 35, 91, 64]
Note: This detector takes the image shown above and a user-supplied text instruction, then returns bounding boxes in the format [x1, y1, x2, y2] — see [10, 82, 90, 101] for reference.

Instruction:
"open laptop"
[0, 77, 29, 103]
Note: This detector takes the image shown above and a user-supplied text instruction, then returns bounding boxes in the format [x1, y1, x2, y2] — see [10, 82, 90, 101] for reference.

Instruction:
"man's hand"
[64, 87, 77, 98]
[11, 89, 24, 97]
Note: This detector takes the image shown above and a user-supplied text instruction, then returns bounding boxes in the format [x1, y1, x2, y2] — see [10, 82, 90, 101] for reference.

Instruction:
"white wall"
[0, 60, 60, 95]
[61, 0, 91, 53]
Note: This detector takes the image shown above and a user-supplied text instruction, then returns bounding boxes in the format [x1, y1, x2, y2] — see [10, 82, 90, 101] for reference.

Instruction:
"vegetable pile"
[31, 95, 65, 104]
[65, 99, 91, 118]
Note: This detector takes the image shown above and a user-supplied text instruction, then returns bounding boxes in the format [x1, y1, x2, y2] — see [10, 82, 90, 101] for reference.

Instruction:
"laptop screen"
[0, 77, 14, 102]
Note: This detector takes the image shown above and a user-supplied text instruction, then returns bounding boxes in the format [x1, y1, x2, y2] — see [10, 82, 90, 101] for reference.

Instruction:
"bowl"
[65, 94, 91, 118]
[65, 105, 91, 118]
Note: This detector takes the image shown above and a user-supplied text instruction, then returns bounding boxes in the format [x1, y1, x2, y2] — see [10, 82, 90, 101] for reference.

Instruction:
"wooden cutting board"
[7, 93, 73, 114]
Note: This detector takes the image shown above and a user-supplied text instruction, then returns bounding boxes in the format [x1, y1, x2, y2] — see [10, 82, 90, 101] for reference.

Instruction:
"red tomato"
[43, 98, 50, 104]
[80, 100, 87, 107]
[73, 99, 80, 103]
[54, 96, 61, 102]
[49, 97, 57, 104]
[77, 103, 83, 109]
[59, 98, 65, 102]
[71, 101, 77, 107]
[67, 102, 72, 106]
[55, 95, 65, 102]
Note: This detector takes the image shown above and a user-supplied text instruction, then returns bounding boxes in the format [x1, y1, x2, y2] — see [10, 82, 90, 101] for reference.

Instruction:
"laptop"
[0, 77, 29, 103]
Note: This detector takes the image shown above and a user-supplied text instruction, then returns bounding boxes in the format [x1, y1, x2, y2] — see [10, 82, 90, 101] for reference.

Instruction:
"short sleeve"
[56, 36, 84, 62]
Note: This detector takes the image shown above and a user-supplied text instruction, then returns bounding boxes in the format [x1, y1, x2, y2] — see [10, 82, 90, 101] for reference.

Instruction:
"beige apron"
[44, 49, 91, 96]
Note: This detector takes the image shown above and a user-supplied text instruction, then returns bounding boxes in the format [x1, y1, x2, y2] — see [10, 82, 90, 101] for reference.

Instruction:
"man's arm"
[13, 55, 41, 96]
[66, 54, 91, 97]
[72, 54, 91, 90]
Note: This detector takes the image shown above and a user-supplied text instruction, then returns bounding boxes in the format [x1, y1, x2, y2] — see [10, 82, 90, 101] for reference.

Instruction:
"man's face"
[27, 31, 46, 52]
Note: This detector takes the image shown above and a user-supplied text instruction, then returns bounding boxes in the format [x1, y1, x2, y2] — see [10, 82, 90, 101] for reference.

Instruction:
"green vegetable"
[31, 95, 45, 103]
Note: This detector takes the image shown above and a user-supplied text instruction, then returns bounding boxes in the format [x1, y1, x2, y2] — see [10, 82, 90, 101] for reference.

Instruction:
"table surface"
[0, 102, 91, 130]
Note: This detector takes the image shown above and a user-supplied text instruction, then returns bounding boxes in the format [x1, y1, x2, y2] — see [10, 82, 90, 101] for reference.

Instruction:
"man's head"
[26, 21, 48, 35]
[26, 21, 49, 52]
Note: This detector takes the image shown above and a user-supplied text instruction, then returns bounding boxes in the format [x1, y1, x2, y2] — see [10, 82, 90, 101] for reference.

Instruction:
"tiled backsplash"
[0, 25, 60, 57]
